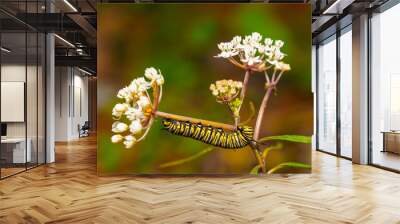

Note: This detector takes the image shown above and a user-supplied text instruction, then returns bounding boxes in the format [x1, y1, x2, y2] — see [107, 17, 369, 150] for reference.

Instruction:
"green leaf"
[267, 162, 311, 174]
[259, 135, 311, 144]
[250, 165, 261, 175]
[159, 147, 214, 169]
[261, 142, 283, 160]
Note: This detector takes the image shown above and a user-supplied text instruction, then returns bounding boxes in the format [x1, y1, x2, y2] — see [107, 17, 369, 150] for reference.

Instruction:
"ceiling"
[0, 0, 391, 75]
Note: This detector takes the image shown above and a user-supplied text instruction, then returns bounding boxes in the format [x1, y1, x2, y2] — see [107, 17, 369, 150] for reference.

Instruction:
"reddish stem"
[154, 111, 235, 131]
[253, 86, 274, 141]
[143, 85, 161, 127]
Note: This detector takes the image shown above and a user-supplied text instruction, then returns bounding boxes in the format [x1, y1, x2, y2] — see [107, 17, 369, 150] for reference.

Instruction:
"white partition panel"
[1, 82, 25, 122]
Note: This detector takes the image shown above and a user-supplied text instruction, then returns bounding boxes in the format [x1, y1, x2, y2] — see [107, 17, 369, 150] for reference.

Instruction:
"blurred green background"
[98, 4, 312, 174]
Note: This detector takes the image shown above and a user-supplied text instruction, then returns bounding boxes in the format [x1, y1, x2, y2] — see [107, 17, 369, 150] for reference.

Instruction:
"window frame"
[367, 1, 400, 173]
[315, 24, 353, 160]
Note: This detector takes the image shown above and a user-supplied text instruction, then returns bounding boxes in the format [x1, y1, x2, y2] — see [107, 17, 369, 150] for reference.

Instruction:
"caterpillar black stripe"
[162, 119, 254, 149]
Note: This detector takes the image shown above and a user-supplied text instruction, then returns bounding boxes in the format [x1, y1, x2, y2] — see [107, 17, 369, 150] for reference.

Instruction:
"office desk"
[382, 132, 400, 154]
[1, 138, 31, 163]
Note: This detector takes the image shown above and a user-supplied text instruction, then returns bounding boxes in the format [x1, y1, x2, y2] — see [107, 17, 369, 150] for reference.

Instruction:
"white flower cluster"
[111, 67, 164, 149]
[209, 79, 243, 102]
[215, 32, 290, 70]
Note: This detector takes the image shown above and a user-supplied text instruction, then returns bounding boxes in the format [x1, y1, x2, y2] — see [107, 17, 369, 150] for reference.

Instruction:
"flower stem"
[253, 86, 274, 141]
[252, 145, 266, 173]
[143, 85, 161, 127]
[252, 86, 275, 174]
[228, 57, 246, 69]
[275, 71, 285, 84]
[235, 69, 251, 128]
[236, 69, 266, 172]
[154, 111, 235, 131]
[240, 70, 251, 101]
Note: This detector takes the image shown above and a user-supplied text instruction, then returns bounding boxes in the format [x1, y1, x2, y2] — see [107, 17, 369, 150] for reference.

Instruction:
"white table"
[1, 138, 31, 163]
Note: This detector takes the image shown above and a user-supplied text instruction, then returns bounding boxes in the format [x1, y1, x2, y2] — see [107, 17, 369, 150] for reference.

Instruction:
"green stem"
[235, 69, 251, 128]
[159, 147, 214, 168]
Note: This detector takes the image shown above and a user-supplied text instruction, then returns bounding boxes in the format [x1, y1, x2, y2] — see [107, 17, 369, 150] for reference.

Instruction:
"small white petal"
[128, 82, 138, 93]
[155, 76, 164, 85]
[251, 32, 262, 42]
[137, 96, 151, 108]
[129, 120, 143, 134]
[125, 106, 145, 121]
[117, 87, 133, 102]
[231, 36, 242, 47]
[132, 77, 150, 92]
[209, 84, 216, 91]
[276, 62, 291, 71]
[212, 90, 219, 96]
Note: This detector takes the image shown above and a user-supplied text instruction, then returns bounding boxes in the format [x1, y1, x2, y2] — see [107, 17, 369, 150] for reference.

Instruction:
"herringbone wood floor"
[1, 136, 400, 224]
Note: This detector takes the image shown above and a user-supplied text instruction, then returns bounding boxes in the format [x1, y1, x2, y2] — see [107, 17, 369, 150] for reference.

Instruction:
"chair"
[79, 121, 90, 138]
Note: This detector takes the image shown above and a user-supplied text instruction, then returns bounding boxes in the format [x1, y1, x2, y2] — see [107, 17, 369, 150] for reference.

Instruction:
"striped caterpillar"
[162, 119, 254, 149]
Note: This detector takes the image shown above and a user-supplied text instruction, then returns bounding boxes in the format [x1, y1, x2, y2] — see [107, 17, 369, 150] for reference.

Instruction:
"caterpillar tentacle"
[162, 119, 254, 149]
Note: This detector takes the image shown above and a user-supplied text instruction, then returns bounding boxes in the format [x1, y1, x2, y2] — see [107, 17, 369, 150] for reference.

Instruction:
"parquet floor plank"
[0, 135, 400, 223]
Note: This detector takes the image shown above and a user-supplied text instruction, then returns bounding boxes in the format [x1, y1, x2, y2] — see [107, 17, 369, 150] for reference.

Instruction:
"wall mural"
[98, 4, 312, 174]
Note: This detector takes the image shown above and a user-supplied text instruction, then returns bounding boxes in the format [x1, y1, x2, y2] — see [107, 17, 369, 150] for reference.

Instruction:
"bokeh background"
[98, 4, 312, 174]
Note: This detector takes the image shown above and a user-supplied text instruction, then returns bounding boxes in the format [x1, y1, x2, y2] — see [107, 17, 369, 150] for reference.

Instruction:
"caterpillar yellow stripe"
[162, 119, 254, 149]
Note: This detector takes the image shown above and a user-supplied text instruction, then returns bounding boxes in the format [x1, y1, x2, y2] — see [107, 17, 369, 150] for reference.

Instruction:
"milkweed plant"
[111, 32, 311, 174]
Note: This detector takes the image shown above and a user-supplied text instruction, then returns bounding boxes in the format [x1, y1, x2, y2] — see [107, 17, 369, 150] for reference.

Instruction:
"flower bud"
[111, 134, 124, 143]
[112, 121, 128, 133]
[264, 38, 273, 46]
[275, 40, 284, 48]
[123, 135, 136, 148]
[130, 120, 143, 134]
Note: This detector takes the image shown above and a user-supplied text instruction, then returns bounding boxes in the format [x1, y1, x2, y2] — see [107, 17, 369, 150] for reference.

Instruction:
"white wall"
[55, 67, 89, 141]
[71, 73, 89, 138]
[55, 67, 69, 141]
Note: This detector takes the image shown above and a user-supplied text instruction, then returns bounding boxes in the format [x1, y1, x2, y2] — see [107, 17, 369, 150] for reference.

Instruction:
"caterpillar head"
[238, 126, 254, 140]
[162, 119, 172, 128]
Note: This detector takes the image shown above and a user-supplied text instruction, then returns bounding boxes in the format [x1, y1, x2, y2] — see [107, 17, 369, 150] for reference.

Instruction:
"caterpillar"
[162, 119, 254, 149]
